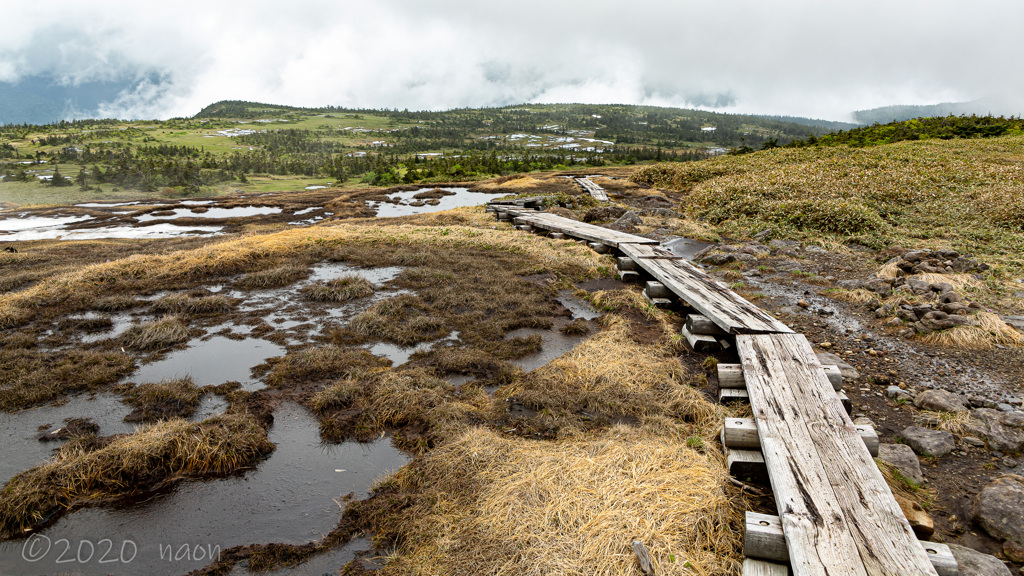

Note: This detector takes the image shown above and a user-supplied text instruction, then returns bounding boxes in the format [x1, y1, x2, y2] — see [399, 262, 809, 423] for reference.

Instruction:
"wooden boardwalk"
[488, 201, 953, 576]
[574, 177, 609, 201]
[619, 242, 792, 335]
[511, 211, 658, 248]
[737, 334, 937, 576]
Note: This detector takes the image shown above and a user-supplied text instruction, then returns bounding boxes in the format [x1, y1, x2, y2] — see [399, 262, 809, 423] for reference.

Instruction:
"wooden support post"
[645, 281, 672, 298]
[742, 512, 959, 576]
[683, 324, 720, 352]
[617, 270, 640, 282]
[718, 388, 749, 403]
[588, 242, 610, 254]
[744, 512, 788, 563]
[742, 558, 788, 576]
[617, 257, 639, 271]
[837, 390, 852, 415]
[516, 225, 533, 232]
[686, 313, 728, 335]
[717, 363, 843, 390]
[724, 418, 879, 457]
[643, 291, 674, 308]
[550, 232, 567, 240]
[726, 449, 768, 483]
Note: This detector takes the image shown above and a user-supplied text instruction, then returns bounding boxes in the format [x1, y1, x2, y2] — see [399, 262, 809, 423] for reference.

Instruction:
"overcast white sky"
[1, 0, 1021, 121]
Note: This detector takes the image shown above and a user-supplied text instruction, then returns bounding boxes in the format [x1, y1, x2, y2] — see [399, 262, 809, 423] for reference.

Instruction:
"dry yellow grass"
[380, 426, 740, 576]
[914, 272, 983, 292]
[504, 315, 723, 436]
[0, 211, 604, 328]
[915, 410, 970, 435]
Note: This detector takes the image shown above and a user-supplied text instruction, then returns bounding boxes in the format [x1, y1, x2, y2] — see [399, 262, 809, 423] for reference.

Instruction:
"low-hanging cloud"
[2, 0, 1022, 122]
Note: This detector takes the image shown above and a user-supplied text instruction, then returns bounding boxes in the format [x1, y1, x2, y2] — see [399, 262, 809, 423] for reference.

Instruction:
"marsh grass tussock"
[0, 413, 273, 537]
[152, 293, 234, 315]
[120, 316, 191, 350]
[0, 349, 135, 411]
[300, 275, 374, 303]
[119, 377, 203, 422]
[917, 311, 1024, 349]
[235, 263, 310, 289]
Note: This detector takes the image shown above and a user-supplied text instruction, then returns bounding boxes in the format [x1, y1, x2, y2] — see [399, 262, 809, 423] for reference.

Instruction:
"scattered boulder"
[615, 210, 643, 226]
[895, 495, 934, 540]
[837, 279, 865, 290]
[769, 239, 801, 250]
[947, 543, 1013, 576]
[878, 443, 925, 484]
[900, 426, 955, 457]
[965, 409, 1024, 452]
[914, 389, 970, 413]
[700, 253, 736, 266]
[975, 475, 1024, 543]
[582, 206, 626, 223]
[815, 352, 860, 380]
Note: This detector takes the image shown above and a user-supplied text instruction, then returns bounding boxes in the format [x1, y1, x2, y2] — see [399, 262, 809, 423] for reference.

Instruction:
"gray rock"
[733, 253, 757, 262]
[769, 239, 801, 250]
[700, 253, 736, 266]
[963, 436, 986, 447]
[615, 210, 644, 226]
[900, 426, 955, 457]
[931, 282, 956, 294]
[903, 250, 931, 263]
[865, 278, 894, 294]
[914, 389, 970, 413]
[946, 543, 1013, 576]
[837, 279, 865, 290]
[975, 474, 1024, 543]
[805, 245, 828, 254]
[965, 409, 1024, 452]
[815, 352, 860, 380]
[1001, 316, 1024, 331]
[921, 310, 957, 331]
[897, 309, 919, 322]
[741, 244, 771, 256]
[998, 403, 1016, 412]
[888, 386, 912, 399]
[907, 277, 932, 294]
[582, 206, 627, 223]
[878, 443, 925, 484]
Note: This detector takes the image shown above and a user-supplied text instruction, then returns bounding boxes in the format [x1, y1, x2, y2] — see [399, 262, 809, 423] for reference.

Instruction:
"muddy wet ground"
[2, 174, 1021, 574]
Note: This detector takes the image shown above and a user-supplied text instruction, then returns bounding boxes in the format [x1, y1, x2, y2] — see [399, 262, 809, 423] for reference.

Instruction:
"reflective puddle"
[136, 206, 282, 221]
[0, 403, 408, 576]
[367, 188, 506, 217]
[131, 336, 286, 391]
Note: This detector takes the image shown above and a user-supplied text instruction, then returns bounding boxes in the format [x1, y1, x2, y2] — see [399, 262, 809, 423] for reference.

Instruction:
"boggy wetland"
[2, 121, 1024, 575]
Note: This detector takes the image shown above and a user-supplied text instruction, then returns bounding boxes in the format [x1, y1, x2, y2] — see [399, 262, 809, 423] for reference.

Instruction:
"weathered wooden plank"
[744, 512, 959, 576]
[575, 177, 610, 201]
[619, 243, 792, 334]
[632, 541, 655, 576]
[513, 213, 657, 247]
[725, 418, 879, 457]
[742, 558, 789, 576]
[718, 363, 843, 390]
[738, 333, 937, 576]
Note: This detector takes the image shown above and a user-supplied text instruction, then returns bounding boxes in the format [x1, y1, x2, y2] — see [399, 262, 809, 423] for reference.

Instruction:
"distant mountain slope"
[786, 115, 1024, 148]
[853, 99, 1023, 124]
[0, 74, 145, 125]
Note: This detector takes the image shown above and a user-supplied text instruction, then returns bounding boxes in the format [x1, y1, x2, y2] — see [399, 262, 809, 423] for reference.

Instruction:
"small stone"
[797, 299, 810, 308]
[900, 426, 955, 457]
[947, 544, 1013, 576]
[700, 253, 736, 266]
[879, 443, 925, 484]
[888, 386, 911, 399]
[963, 436, 986, 447]
[1005, 540, 1024, 564]
[895, 495, 934, 540]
